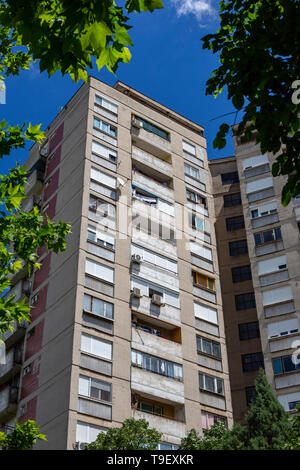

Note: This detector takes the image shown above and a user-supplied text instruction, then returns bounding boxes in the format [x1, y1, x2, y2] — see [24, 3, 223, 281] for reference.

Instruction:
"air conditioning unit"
[151, 294, 163, 306]
[132, 287, 141, 298]
[76, 441, 87, 451]
[22, 280, 32, 296]
[40, 141, 49, 157]
[132, 118, 142, 129]
[131, 254, 142, 264]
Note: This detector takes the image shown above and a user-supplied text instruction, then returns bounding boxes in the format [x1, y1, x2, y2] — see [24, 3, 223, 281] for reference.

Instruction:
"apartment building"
[0, 78, 233, 449]
[209, 157, 263, 423]
[230, 129, 300, 414]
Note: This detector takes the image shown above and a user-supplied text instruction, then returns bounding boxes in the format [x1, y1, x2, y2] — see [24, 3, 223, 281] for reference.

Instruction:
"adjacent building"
[231, 129, 300, 414]
[0, 78, 233, 449]
[209, 157, 263, 423]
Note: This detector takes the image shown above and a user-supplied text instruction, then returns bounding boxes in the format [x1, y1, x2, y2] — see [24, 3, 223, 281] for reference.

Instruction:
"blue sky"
[0, 1, 238, 175]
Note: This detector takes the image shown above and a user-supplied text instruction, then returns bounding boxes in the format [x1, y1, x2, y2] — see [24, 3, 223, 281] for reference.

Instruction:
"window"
[235, 293, 256, 310]
[131, 350, 183, 381]
[223, 193, 241, 207]
[191, 213, 204, 231]
[272, 355, 300, 375]
[196, 336, 221, 359]
[221, 172, 239, 185]
[157, 443, 178, 450]
[192, 271, 215, 291]
[92, 141, 117, 163]
[267, 318, 299, 339]
[229, 240, 248, 256]
[186, 188, 207, 207]
[245, 176, 273, 195]
[257, 255, 287, 277]
[182, 140, 196, 156]
[94, 95, 118, 114]
[30, 293, 39, 305]
[93, 117, 117, 137]
[289, 401, 300, 411]
[239, 322, 260, 340]
[81, 333, 112, 361]
[199, 372, 224, 396]
[245, 386, 255, 405]
[76, 421, 107, 444]
[184, 163, 200, 180]
[226, 215, 245, 231]
[242, 353, 264, 372]
[194, 302, 218, 325]
[201, 411, 227, 430]
[87, 224, 115, 250]
[79, 376, 112, 402]
[136, 401, 163, 416]
[250, 201, 277, 219]
[133, 116, 169, 141]
[90, 171, 117, 201]
[232, 265, 252, 283]
[83, 294, 114, 320]
[254, 227, 282, 246]
[85, 259, 114, 284]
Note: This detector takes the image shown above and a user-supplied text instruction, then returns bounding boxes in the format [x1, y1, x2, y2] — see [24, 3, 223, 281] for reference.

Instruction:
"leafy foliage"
[180, 370, 293, 450]
[202, 0, 300, 205]
[86, 418, 162, 450]
[0, 164, 71, 335]
[0, 420, 46, 450]
[0, 0, 163, 81]
[285, 404, 300, 450]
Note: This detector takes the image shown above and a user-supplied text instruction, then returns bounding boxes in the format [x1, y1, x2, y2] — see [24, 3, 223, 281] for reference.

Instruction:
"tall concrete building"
[209, 157, 263, 423]
[0, 78, 233, 449]
[230, 129, 300, 415]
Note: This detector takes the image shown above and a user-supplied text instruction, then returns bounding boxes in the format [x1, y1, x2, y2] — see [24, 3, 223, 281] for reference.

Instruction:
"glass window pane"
[272, 358, 283, 375]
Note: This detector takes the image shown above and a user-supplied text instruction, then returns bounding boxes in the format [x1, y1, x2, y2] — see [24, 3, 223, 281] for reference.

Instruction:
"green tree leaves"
[0, 420, 46, 450]
[202, 0, 300, 205]
[0, 0, 164, 81]
[86, 418, 162, 450]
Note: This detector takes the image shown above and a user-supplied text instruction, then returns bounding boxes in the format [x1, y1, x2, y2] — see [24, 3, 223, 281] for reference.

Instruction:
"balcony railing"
[132, 171, 174, 203]
[132, 147, 172, 178]
[132, 408, 186, 439]
[247, 187, 275, 203]
[259, 269, 289, 287]
[244, 163, 270, 179]
[251, 213, 279, 229]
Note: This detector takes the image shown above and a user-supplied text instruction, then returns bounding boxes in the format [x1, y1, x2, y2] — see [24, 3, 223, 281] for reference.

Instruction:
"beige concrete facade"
[231, 130, 300, 415]
[209, 157, 263, 423]
[0, 78, 233, 449]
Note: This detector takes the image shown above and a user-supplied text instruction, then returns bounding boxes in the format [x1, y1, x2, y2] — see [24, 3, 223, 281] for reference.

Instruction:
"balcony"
[4, 279, 31, 304]
[0, 347, 23, 386]
[244, 163, 270, 179]
[132, 146, 172, 179]
[247, 187, 275, 203]
[86, 240, 115, 263]
[132, 170, 174, 203]
[251, 213, 279, 229]
[193, 285, 216, 304]
[131, 367, 184, 404]
[131, 260, 179, 293]
[131, 120, 171, 158]
[131, 295, 181, 326]
[269, 334, 300, 353]
[294, 205, 300, 222]
[259, 269, 289, 287]
[275, 372, 300, 390]
[132, 327, 182, 361]
[190, 255, 214, 273]
[264, 300, 295, 319]
[0, 320, 27, 347]
[20, 194, 41, 213]
[132, 409, 186, 439]
[0, 384, 19, 421]
[255, 240, 284, 256]
[24, 168, 45, 197]
[132, 228, 177, 258]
